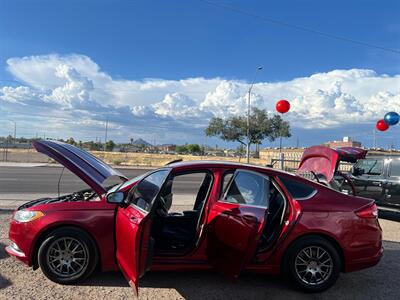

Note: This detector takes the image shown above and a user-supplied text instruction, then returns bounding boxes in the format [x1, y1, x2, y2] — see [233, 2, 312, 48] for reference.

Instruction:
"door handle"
[372, 181, 382, 186]
[130, 216, 139, 224]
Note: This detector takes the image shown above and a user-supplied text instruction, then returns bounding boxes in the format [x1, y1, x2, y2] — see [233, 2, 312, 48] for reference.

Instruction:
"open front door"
[114, 169, 170, 296]
[206, 170, 270, 279]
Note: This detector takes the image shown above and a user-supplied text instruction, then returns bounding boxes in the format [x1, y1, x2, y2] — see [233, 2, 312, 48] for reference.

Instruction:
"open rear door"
[206, 170, 269, 279]
[114, 169, 170, 296]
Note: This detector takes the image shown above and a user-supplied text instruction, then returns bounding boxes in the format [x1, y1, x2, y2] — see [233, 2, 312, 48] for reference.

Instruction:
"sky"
[0, 0, 400, 148]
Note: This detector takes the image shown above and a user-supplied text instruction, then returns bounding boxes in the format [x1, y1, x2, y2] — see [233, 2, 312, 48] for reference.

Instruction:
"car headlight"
[13, 210, 45, 223]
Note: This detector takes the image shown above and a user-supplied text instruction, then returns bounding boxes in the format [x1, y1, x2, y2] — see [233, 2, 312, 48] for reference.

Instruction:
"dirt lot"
[1, 210, 399, 300]
[0, 149, 267, 168]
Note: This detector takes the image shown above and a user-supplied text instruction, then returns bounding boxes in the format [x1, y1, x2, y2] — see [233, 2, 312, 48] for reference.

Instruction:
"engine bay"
[18, 188, 97, 210]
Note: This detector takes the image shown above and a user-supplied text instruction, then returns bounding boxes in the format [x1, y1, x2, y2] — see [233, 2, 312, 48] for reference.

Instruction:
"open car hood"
[296, 146, 367, 182]
[33, 140, 128, 195]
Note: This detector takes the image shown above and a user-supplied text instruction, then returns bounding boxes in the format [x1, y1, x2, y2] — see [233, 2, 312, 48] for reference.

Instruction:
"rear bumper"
[345, 245, 383, 272]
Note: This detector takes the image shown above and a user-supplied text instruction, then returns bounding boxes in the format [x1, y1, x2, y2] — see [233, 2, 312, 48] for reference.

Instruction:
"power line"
[198, 0, 400, 55]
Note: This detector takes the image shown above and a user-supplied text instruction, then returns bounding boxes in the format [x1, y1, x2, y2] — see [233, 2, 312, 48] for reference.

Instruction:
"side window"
[355, 159, 384, 176]
[220, 171, 234, 197]
[389, 160, 400, 177]
[166, 171, 213, 213]
[223, 171, 269, 207]
[279, 176, 316, 200]
[131, 169, 170, 212]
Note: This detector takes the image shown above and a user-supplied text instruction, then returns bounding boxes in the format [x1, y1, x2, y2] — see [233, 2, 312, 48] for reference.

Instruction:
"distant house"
[324, 137, 362, 148]
[157, 144, 176, 153]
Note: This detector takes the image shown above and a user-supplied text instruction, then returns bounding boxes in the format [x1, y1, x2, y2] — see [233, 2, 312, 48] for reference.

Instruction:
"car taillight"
[355, 203, 378, 219]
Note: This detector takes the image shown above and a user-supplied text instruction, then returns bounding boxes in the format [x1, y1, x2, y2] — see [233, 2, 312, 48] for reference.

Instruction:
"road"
[0, 165, 203, 204]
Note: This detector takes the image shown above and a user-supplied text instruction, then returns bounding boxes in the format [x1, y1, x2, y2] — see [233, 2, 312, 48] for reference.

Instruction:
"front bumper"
[7, 214, 43, 267]
[5, 241, 29, 265]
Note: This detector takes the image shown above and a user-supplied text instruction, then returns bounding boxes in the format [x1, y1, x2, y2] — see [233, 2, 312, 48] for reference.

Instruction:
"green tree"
[105, 140, 115, 152]
[66, 137, 76, 145]
[186, 144, 201, 154]
[175, 145, 188, 154]
[205, 108, 291, 151]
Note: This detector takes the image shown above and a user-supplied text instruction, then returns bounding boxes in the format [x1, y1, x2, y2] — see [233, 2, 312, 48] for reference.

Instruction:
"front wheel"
[38, 227, 98, 284]
[285, 236, 341, 292]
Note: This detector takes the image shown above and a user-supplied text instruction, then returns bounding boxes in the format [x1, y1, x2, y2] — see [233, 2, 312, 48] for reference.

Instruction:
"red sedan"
[6, 141, 382, 294]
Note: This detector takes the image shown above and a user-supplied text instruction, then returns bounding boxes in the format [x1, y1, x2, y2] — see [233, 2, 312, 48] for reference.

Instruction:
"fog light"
[9, 242, 25, 256]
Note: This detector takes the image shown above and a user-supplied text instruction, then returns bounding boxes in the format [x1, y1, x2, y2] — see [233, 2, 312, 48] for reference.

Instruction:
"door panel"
[115, 205, 148, 296]
[207, 202, 268, 279]
[206, 170, 269, 279]
[352, 158, 386, 201]
[114, 168, 171, 296]
[384, 159, 400, 207]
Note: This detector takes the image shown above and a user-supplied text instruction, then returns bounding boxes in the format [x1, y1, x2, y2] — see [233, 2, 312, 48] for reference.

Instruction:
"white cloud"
[1, 53, 400, 144]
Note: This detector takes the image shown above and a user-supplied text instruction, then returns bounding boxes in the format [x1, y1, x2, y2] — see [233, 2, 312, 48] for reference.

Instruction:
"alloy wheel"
[294, 246, 333, 286]
[46, 237, 89, 278]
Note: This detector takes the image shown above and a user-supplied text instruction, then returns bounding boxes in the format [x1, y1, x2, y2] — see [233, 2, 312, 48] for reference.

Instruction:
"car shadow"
[0, 242, 12, 290]
[79, 240, 400, 299]
[379, 209, 400, 222]
[0, 242, 9, 260]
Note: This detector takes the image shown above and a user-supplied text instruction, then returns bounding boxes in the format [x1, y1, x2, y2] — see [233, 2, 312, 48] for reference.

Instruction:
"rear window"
[278, 176, 316, 200]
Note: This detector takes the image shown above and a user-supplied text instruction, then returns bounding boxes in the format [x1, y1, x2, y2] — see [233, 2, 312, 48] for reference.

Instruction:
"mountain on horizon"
[132, 138, 152, 147]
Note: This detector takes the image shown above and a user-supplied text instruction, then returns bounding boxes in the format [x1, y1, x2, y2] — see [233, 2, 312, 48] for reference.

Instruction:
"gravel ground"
[1, 210, 399, 300]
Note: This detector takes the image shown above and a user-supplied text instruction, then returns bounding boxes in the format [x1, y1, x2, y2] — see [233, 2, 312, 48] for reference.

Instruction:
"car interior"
[151, 171, 213, 255]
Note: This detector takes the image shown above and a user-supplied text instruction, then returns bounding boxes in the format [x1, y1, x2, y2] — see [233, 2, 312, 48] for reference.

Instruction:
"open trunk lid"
[297, 146, 367, 182]
[33, 140, 128, 195]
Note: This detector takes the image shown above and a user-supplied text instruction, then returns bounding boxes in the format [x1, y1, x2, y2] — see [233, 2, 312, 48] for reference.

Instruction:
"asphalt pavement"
[0, 164, 204, 208]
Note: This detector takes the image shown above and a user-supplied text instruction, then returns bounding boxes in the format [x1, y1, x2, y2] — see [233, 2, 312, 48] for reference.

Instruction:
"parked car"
[6, 140, 382, 295]
[351, 155, 400, 209]
[297, 145, 400, 209]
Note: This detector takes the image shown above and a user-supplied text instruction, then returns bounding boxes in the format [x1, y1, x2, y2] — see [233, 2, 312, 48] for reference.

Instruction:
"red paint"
[6, 161, 383, 294]
[376, 119, 389, 131]
[276, 99, 290, 114]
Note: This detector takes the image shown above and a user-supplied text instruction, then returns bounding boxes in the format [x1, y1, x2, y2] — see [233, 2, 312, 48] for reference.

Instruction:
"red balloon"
[276, 99, 290, 114]
[376, 119, 389, 131]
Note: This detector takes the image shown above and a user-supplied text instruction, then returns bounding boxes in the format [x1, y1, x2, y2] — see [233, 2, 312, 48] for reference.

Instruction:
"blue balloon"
[384, 111, 400, 126]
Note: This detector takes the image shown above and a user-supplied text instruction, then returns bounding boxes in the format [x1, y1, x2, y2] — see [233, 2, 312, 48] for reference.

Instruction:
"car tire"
[284, 236, 341, 292]
[38, 227, 98, 284]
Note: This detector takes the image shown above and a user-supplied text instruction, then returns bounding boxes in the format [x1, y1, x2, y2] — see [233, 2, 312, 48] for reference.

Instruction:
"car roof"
[167, 160, 294, 176]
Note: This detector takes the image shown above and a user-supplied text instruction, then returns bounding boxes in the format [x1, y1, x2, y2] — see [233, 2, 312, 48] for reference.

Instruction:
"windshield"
[354, 159, 383, 176]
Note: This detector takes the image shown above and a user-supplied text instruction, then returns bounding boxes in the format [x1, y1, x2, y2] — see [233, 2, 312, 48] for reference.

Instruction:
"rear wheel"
[38, 227, 98, 284]
[285, 236, 341, 292]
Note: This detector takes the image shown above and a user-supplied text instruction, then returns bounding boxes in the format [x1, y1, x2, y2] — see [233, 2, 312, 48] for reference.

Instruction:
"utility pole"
[104, 118, 108, 151]
[13, 121, 16, 145]
[246, 66, 263, 163]
[373, 129, 377, 149]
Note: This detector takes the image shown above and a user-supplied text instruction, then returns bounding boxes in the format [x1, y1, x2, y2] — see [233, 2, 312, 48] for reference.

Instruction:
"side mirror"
[106, 192, 125, 204]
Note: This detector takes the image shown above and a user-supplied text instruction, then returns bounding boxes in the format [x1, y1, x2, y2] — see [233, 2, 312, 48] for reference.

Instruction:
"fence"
[268, 153, 354, 173]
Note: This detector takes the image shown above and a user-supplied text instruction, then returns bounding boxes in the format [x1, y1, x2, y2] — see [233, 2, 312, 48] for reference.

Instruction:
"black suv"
[351, 156, 400, 209]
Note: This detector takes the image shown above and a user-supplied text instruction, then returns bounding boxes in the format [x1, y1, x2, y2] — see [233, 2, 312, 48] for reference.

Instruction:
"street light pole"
[13, 121, 16, 145]
[246, 66, 263, 163]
